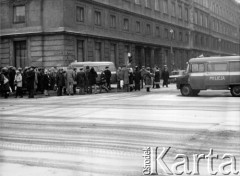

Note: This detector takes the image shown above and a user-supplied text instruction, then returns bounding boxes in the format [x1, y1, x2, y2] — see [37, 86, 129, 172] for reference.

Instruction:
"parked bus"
[176, 56, 240, 97]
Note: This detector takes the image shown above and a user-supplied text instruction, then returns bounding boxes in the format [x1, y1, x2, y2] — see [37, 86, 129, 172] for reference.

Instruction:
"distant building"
[1, 0, 240, 70]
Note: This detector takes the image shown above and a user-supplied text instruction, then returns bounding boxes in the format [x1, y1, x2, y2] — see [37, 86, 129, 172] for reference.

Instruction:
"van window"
[208, 63, 227, 72]
[191, 63, 205, 72]
[229, 61, 240, 71]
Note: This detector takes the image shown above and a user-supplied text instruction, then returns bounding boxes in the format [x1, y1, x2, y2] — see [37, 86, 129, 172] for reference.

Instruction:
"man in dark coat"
[89, 67, 98, 94]
[153, 67, 161, 89]
[134, 66, 141, 91]
[162, 65, 169, 88]
[8, 67, 16, 92]
[0, 67, 10, 98]
[56, 68, 65, 96]
[104, 66, 111, 90]
[76, 67, 86, 95]
[26, 67, 35, 98]
[85, 66, 90, 93]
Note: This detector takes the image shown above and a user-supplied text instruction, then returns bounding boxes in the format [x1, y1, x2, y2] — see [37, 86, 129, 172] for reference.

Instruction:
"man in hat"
[104, 66, 111, 90]
[162, 65, 169, 87]
[134, 66, 141, 91]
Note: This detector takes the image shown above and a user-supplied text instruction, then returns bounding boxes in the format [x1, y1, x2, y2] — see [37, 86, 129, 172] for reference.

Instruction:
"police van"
[176, 56, 240, 97]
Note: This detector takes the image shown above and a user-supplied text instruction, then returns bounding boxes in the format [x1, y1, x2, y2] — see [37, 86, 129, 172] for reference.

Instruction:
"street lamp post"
[170, 29, 174, 70]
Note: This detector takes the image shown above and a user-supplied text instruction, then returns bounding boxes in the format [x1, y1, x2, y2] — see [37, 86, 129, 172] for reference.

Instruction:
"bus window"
[229, 61, 240, 71]
[191, 63, 205, 72]
[208, 63, 227, 72]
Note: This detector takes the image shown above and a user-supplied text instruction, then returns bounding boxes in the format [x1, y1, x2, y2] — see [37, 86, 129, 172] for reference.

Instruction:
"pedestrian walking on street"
[153, 67, 161, 89]
[162, 65, 169, 88]
[145, 67, 154, 92]
[14, 70, 23, 98]
[99, 70, 109, 93]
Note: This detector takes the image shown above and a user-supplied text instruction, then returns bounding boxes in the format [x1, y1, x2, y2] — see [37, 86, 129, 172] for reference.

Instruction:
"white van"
[176, 56, 240, 97]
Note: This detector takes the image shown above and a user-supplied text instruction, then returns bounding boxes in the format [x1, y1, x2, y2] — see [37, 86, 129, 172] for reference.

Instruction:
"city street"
[0, 84, 240, 176]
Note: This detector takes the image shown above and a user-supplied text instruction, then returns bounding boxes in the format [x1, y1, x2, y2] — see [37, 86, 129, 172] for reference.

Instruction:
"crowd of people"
[0, 64, 170, 99]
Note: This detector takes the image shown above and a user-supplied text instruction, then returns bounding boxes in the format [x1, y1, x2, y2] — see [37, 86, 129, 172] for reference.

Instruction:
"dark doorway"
[14, 41, 27, 68]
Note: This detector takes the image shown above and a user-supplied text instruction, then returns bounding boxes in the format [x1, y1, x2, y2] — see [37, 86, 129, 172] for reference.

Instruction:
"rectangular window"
[13, 5, 25, 23]
[145, 0, 151, 8]
[163, 0, 168, 13]
[185, 7, 189, 21]
[136, 21, 140, 33]
[199, 13, 203, 26]
[179, 32, 183, 41]
[110, 15, 116, 28]
[155, 0, 160, 11]
[123, 18, 129, 31]
[135, 0, 140, 4]
[77, 40, 84, 62]
[179, 5, 182, 19]
[208, 63, 228, 72]
[229, 61, 240, 71]
[94, 11, 101, 26]
[156, 26, 160, 37]
[171, 2, 176, 17]
[191, 63, 205, 72]
[164, 28, 169, 39]
[14, 41, 27, 68]
[146, 24, 151, 34]
[194, 11, 198, 24]
[185, 33, 189, 43]
[76, 6, 84, 22]
[110, 44, 117, 63]
[95, 42, 101, 61]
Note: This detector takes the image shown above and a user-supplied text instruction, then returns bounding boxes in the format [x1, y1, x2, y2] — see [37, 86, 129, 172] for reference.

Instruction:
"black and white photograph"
[0, 0, 240, 175]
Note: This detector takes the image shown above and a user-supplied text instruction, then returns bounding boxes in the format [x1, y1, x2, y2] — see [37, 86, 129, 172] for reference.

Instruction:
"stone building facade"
[0, 0, 240, 70]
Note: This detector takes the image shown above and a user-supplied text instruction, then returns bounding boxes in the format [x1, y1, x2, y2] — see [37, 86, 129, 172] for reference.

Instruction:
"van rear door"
[205, 62, 229, 89]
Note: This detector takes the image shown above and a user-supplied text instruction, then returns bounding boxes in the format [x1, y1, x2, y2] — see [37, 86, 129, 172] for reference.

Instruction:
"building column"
[141, 46, 145, 67]
[150, 47, 155, 68]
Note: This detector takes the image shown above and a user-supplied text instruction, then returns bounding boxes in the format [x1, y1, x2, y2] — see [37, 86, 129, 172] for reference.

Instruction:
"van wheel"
[192, 90, 200, 96]
[231, 86, 240, 97]
[181, 85, 192, 96]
